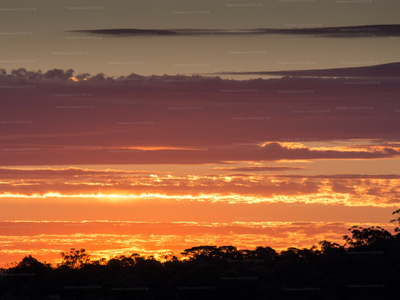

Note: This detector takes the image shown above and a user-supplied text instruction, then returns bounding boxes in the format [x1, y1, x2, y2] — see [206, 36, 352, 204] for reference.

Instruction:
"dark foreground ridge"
[1, 210, 400, 300]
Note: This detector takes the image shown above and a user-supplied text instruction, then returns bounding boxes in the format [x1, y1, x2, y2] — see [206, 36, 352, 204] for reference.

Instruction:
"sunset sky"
[1, 0, 400, 266]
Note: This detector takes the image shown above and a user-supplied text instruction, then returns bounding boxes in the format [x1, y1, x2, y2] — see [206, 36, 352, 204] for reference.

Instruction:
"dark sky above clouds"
[1, 0, 400, 31]
[1, 0, 400, 76]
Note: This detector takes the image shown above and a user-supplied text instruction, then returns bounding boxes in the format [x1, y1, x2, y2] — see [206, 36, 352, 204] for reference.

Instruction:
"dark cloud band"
[71, 25, 400, 38]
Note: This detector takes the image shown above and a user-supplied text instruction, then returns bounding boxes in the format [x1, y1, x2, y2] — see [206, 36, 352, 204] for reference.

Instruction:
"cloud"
[71, 25, 400, 38]
[0, 167, 159, 179]
[217, 62, 400, 78]
[2, 68, 75, 81]
[212, 166, 305, 172]
[1, 167, 400, 207]
[0, 68, 115, 82]
[258, 142, 400, 160]
[1, 68, 400, 166]
[1, 142, 399, 166]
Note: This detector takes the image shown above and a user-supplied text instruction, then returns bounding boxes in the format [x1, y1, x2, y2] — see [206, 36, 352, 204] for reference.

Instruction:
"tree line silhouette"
[1, 209, 400, 300]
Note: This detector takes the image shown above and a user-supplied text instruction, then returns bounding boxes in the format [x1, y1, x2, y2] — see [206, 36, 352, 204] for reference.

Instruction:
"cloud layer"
[72, 25, 400, 38]
[1, 167, 400, 207]
[217, 62, 400, 78]
[1, 65, 400, 165]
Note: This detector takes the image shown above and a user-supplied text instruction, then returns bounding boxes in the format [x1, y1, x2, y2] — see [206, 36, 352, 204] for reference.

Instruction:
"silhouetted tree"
[59, 248, 90, 268]
[390, 208, 400, 231]
[343, 226, 392, 248]
[318, 240, 345, 255]
[181, 245, 218, 260]
[107, 253, 140, 267]
[254, 246, 278, 260]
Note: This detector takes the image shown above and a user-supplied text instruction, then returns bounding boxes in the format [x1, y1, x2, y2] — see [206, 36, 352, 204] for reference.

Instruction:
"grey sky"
[0, 0, 399, 33]
[0, 0, 399, 76]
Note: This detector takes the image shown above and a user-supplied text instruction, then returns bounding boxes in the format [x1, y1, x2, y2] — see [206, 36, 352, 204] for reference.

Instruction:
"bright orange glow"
[0, 191, 397, 207]
[0, 220, 396, 267]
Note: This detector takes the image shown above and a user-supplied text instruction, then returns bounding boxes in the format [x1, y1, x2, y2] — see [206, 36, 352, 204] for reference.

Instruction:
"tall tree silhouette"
[59, 248, 90, 268]
[390, 208, 400, 231]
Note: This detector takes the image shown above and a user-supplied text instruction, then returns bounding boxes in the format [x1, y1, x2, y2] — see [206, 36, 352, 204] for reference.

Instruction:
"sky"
[0, 0, 400, 266]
